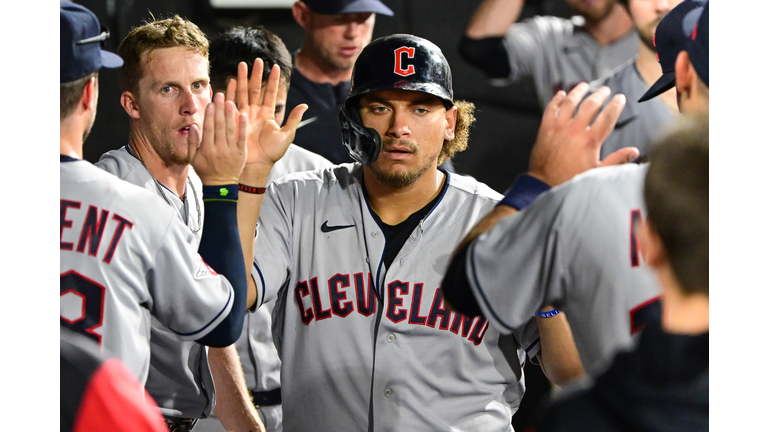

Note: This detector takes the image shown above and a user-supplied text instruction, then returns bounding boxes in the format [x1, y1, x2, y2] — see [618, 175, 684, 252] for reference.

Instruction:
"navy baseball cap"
[302, 0, 394, 16]
[638, 0, 705, 102]
[60, 1, 123, 83]
[687, 1, 708, 87]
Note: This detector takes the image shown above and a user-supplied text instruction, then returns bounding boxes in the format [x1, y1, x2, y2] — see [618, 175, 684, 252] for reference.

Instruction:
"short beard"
[154, 138, 189, 166]
[369, 162, 431, 188]
[307, 34, 354, 71]
[578, 1, 615, 24]
[639, 19, 662, 53]
[368, 139, 436, 188]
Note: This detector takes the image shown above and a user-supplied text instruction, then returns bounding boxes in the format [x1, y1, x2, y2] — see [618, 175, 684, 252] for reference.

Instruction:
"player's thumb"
[601, 146, 640, 167]
[283, 104, 309, 135]
[187, 123, 202, 161]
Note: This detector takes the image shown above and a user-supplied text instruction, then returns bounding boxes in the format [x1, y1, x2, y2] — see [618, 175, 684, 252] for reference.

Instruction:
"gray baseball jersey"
[465, 163, 661, 377]
[60, 158, 234, 385]
[589, 60, 676, 159]
[498, 15, 639, 110]
[96, 147, 213, 418]
[253, 163, 540, 431]
[195, 144, 334, 432]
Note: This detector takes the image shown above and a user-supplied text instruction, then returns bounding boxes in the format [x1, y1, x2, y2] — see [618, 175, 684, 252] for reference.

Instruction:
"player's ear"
[121, 91, 141, 120]
[674, 51, 695, 103]
[292, 1, 311, 30]
[443, 105, 457, 141]
[637, 220, 666, 268]
[81, 76, 98, 112]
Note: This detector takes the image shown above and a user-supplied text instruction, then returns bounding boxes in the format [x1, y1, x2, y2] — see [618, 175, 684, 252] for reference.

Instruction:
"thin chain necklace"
[127, 144, 202, 234]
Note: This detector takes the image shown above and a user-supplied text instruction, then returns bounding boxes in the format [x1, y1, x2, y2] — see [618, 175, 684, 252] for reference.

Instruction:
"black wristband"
[202, 185, 239, 202]
[498, 174, 551, 210]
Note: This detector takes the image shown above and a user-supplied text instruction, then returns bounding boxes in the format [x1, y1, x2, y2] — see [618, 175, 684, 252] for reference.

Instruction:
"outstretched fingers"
[249, 58, 264, 111]
[558, 82, 590, 123]
[541, 90, 567, 128]
[572, 86, 611, 131]
[260, 64, 281, 114]
[213, 92, 227, 149]
[589, 93, 626, 147]
[225, 99, 239, 151]
[235, 61, 250, 111]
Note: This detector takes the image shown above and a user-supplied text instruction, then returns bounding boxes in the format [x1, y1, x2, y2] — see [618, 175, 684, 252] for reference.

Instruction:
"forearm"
[209, 345, 265, 432]
[238, 164, 273, 310]
[535, 309, 585, 386]
[466, 0, 526, 38]
[197, 185, 247, 347]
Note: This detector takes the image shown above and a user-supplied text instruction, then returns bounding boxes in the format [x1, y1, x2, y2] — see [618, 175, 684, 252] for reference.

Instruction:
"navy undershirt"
[369, 183, 445, 270]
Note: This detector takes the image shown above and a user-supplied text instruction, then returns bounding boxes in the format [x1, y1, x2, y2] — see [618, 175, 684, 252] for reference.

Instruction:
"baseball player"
[94, 16, 304, 431]
[538, 112, 709, 432]
[60, 0, 249, 388]
[442, 0, 709, 379]
[590, 0, 706, 159]
[194, 26, 333, 432]
[460, 0, 639, 110]
[243, 34, 611, 431]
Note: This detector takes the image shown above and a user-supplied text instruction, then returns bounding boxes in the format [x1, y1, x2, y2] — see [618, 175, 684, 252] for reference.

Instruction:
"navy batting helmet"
[340, 34, 454, 165]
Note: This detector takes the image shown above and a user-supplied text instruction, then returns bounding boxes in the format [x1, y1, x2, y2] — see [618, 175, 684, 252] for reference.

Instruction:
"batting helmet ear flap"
[340, 103, 382, 166]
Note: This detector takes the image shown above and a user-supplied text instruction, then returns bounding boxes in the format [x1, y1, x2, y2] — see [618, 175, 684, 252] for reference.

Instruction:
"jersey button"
[386, 333, 395, 343]
[371, 231, 381, 238]
[384, 388, 392, 398]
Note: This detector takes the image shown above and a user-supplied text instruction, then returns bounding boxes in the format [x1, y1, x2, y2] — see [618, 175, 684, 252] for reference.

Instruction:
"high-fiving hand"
[187, 92, 248, 185]
[527, 82, 639, 187]
[227, 58, 308, 168]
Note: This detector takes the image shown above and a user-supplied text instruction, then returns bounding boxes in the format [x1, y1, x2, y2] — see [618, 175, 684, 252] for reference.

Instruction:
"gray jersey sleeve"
[501, 16, 574, 83]
[148, 216, 235, 338]
[464, 164, 660, 377]
[466, 186, 568, 333]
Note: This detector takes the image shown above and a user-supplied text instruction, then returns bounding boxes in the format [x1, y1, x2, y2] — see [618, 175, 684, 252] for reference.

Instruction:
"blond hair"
[117, 15, 209, 95]
[438, 100, 475, 165]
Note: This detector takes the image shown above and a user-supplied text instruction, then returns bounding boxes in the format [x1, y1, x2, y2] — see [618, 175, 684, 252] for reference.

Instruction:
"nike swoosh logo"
[614, 116, 637, 130]
[298, 116, 318, 129]
[321, 221, 355, 233]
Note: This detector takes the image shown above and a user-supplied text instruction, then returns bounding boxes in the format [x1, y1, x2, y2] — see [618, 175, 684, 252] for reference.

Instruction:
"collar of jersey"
[60, 155, 80, 162]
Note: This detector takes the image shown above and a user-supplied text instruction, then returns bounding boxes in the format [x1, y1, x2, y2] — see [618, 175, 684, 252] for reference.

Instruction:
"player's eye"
[161, 86, 172, 94]
[371, 106, 388, 113]
[192, 82, 205, 90]
[413, 107, 429, 114]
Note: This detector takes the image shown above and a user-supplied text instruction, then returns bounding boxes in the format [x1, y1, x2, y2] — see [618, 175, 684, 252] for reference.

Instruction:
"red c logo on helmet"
[394, 46, 416, 77]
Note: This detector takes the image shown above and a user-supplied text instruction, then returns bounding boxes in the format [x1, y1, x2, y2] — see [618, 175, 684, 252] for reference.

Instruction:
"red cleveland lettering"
[293, 275, 487, 343]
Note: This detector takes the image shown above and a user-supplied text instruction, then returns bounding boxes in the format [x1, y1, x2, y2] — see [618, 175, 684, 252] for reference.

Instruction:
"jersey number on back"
[60, 271, 105, 345]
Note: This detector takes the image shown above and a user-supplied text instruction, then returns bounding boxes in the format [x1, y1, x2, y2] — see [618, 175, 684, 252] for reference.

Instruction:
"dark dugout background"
[76, 0, 585, 429]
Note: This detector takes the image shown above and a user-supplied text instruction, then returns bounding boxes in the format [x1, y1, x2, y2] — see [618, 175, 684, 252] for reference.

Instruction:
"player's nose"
[385, 108, 410, 138]
[179, 89, 201, 116]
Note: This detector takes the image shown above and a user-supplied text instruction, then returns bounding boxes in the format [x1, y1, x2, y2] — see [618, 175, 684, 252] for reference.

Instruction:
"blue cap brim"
[638, 71, 675, 103]
[101, 50, 123, 69]
[340, 1, 394, 16]
[309, 0, 394, 16]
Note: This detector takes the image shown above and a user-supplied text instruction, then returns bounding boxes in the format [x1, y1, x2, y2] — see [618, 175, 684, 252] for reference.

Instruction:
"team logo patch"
[196, 258, 219, 278]
[394, 46, 416, 77]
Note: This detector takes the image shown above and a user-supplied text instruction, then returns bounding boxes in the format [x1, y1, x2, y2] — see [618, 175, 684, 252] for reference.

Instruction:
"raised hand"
[188, 92, 248, 185]
[226, 59, 308, 168]
[527, 82, 639, 187]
